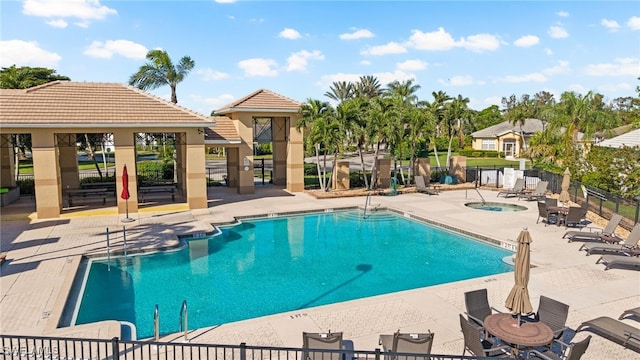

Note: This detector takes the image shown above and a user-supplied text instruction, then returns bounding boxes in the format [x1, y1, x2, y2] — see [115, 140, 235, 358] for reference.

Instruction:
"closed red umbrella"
[121, 164, 130, 200]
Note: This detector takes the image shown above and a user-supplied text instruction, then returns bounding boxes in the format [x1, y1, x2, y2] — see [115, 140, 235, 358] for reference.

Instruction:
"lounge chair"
[497, 178, 526, 198]
[519, 181, 548, 201]
[562, 206, 585, 229]
[414, 176, 438, 196]
[596, 254, 640, 270]
[459, 314, 512, 357]
[526, 335, 591, 360]
[303, 331, 351, 360]
[379, 330, 435, 360]
[619, 307, 640, 321]
[579, 223, 640, 256]
[537, 201, 558, 226]
[463, 288, 502, 338]
[563, 214, 623, 243]
[576, 316, 640, 351]
[536, 296, 569, 340]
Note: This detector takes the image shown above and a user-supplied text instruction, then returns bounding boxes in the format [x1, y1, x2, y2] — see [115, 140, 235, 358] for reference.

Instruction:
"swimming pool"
[72, 209, 513, 339]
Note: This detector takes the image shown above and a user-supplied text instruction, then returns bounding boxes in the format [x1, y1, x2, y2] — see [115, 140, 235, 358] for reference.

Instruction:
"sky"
[1, 0, 639, 115]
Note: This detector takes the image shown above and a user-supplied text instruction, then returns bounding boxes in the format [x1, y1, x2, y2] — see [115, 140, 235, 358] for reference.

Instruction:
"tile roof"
[205, 117, 241, 144]
[471, 118, 544, 138]
[0, 81, 214, 128]
[596, 129, 640, 148]
[215, 88, 301, 114]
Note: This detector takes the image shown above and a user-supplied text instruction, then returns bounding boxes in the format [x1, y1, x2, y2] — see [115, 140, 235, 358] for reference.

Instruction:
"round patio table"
[484, 313, 554, 349]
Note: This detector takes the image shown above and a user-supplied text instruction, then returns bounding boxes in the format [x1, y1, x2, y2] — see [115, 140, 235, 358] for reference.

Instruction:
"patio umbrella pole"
[121, 164, 135, 223]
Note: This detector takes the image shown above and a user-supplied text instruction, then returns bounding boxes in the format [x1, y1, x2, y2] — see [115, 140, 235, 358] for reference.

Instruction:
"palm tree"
[129, 50, 195, 104]
[354, 75, 382, 98]
[502, 94, 537, 153]
[443, 95, 471, 166]
[385, 79, 421, 105]
[325, 81, 354, 103]
[428, 90, 453, 167]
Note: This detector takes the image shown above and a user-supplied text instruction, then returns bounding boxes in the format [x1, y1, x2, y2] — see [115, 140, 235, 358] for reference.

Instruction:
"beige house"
[470, 118, 544, 158]
[0, 82, 304, 219]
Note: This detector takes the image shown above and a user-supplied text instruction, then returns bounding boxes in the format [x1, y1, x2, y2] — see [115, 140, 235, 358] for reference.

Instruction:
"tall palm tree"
[443, 95, 471, 166]
[428, 90, 453, 167]
[354, 75, 382, 98]
[502, 94, 537, 153]
[324, 81, 354, 103]
[385, 79, 421, 105]
[129, 50, 195, 104]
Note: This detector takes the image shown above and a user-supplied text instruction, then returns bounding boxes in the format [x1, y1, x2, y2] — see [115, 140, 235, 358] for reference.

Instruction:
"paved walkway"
[1, 186, 639, 359]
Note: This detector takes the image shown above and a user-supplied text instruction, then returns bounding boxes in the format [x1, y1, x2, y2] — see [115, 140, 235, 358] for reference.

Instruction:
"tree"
[129, 49, 195, 104]
[354, 75, 382, 98]
[324, 81, 354, 103]
[385, 79, 421, 105]
[428, 90, 453, 167]
[502, 94, 537, 153]
[0, 65, 69, 89]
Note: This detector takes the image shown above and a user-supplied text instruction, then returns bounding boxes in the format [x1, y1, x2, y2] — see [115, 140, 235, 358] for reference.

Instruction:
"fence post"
[615, 196, 620, 214]
[261, 159, 265, 186]
[111, 337, 120, 360]
[635, 199, 639, 224]
[374, 348, 381, 360]
[240, 342, 247, 360]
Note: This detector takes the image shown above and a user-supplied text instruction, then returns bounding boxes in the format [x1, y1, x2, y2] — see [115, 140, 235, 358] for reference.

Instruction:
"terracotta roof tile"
[215, 88, 301, 113]
[205, 116, 241, 143]
[0, 81, 214, 127]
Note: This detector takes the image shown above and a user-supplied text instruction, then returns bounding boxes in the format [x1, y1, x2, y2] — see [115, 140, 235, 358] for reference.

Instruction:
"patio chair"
[464, 288, 502, 338]
[536, 296, 569, 340]
[579, 223, 640, 256]
[563, 214, 623, 243]
[618, 307, 640, 321]
[563, 206, 585, 229]
[414, 176, 438, 196]
[576, 316, 640, 351]
[497, 178, 526, 198]
[526, 335, 591, 360]
[537, 201, 557, 226]
[379, 330, 435, 360]
[579, 201, 589, 225]
[519, 181, 549, 201]
[596, 254, 640, 270]
[459, 314, 512, 357]
[303, 331, 348, 360]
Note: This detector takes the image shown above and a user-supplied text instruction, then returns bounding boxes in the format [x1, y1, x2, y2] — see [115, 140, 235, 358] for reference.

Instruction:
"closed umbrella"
[558, 168, 571, 205]
[505, 227, 533, 326]
[121, 164, 134, 222]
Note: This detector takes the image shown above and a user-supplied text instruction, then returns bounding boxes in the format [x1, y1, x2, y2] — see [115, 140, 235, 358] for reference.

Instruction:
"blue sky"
[1, 0, 639, 115]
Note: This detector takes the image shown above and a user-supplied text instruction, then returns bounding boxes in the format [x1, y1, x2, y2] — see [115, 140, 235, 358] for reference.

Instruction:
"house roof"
[596, 129, 640, 148]
[0, 81, 214, 128]
[215, 88, 301, 114]
[471, 118, 544, 138]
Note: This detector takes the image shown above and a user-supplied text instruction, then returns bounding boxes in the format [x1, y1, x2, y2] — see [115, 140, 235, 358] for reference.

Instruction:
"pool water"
[465, 202, 528, 212]
[73, 210, 513, 339]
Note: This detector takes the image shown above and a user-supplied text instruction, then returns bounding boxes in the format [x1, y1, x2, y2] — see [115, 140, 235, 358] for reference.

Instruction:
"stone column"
[334, 161, 350, 190]
[414, 158, 431, 183]
[226, 147, 239, 188]
[175, 132, 186, 189]
[286, 117, 304, 192]
[32, 130, 61, 218]
[58, 137, 79, 190]
[272, 117, 287, 186]
[376, 158, 391, 188]
[0, 135, 16, 188]
[113, 130, 138, 215]
[449, 155, 467, 183]
[184, 128, 207, 209]
[236, 114, 255, 194]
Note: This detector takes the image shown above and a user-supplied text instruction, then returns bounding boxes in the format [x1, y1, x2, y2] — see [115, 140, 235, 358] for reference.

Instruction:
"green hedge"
[458, 149, 503, 158]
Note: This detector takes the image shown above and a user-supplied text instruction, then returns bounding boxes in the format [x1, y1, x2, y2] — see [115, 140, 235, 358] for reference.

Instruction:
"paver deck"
[1, 186, 639, 359]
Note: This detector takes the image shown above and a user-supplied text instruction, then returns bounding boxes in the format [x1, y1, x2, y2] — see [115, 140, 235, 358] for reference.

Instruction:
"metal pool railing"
[0, 334, 496, 360]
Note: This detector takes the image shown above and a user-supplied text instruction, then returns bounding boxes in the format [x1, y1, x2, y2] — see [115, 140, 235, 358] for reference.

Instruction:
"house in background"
[470, 118, 545, 158]
[595, 128, 640, 149]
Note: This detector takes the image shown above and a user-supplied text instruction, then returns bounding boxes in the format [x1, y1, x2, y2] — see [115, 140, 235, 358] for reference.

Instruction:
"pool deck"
[1, 186, 639, 359]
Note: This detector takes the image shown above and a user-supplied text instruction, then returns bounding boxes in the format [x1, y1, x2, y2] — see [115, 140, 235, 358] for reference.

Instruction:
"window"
[481, 139, 496, 150]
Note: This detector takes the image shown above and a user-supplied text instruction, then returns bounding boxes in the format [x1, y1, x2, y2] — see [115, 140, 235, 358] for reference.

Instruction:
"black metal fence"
[0, 334, 492, 360]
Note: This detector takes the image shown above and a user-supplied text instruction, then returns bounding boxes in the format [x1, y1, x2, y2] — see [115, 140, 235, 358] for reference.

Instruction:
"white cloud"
[83, 40, 147, 59]
[238, 58, 278, 77]
[548, 25, 569, 39]
[286, 50, 324, 72]
[448, 75, 474, 86]
[196, 68, 230, 81]
[361, 42, 407, 56]
[407, 28, 456, 51]
[371, 70, 415, 86]
[396, 59, 427, 71]
[250, 18, 264, 23]
[339, 29, 374, 40]
[597, 83, 632, 92]
[215, 0, 237, 3]
[567, 84, 589, 95]
[459, 33, 500, 52]
[0, 40, 61, 67]
[46, 19, 67, 28]
[189, 93, 235, 106]
[556, 11, 569, 17]
[584, 57, 640, 76]
[627, 16, 640, 30]
[499, 73, 547, 83]
[543, 60, 571, 75]
[483, 96, 503, 106]
[601, 19, 621, 32]
[514, 35, 539, 47]
[279, 28, 302, 40]
[316, 73, 363, 90]
[23, 0, 116, 22]
[544, 48, 553, 55]
[74, 21, 90, 28]
[360, 60, 371, 65]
